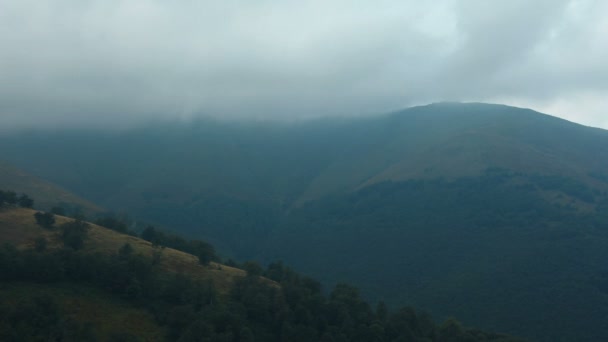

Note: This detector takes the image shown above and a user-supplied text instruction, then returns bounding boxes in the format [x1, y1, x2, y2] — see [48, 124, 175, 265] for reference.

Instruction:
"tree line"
[1, 190, 526, 341]
[0, 189, 33, 209]
[0, 241, 525, 342]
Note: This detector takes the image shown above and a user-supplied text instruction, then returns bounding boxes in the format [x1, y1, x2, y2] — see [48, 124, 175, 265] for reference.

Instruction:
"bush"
[50, 206, 66, 216]
[60, 220, 89, 250]
[34, 212, 56, 229]
[0, 190, 17, 207]
[95, 216, 129, 234]
[34, 237, 48, 252]
[192, 240, 216, 265]
[243, 261, 263, 277]
[18, 194, 34, 208]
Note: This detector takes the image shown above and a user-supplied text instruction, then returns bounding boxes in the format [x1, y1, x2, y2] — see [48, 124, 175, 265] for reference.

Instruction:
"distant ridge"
[298, 102, 608, 202]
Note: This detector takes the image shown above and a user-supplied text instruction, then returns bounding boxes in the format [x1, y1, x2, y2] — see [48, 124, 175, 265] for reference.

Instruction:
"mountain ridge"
[1, 102, 608, 340]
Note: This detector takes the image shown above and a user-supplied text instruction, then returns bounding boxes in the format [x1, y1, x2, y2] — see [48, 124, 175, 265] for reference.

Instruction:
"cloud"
[0, 0, 606, 129]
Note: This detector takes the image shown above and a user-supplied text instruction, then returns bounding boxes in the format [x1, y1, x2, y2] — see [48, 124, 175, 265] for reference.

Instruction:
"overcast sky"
[1, 0, 607, 130]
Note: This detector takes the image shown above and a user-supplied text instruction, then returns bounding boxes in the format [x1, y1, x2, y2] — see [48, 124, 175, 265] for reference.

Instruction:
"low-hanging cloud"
[0, 0, 607, 129]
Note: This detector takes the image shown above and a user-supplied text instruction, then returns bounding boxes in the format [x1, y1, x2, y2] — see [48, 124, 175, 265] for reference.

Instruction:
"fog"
[1, 0, 607, 129]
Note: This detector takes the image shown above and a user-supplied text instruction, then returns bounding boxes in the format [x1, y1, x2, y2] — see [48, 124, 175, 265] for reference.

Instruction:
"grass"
[0, 206, 279, 340]
[0, 207, 274, 293]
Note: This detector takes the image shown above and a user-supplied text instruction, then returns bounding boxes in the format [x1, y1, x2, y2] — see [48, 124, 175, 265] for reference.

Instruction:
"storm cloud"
[1, 0, 607, 129]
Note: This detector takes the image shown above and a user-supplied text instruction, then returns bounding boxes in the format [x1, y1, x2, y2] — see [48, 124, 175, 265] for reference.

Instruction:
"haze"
[1, 0, 607, 129]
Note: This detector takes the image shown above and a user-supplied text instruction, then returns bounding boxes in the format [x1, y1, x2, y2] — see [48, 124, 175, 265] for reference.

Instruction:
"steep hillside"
[0, 161, 101, 214]
[299, 103, 608, 201]
[0, 207, 245, 341]
[0, 205, 525, 341]
[0, 207, 246, 290]
[1, 103, 607, 215]
[1, 102, 608, 340]
[271, 170, 608, 341]
[0, 206, 248, 340]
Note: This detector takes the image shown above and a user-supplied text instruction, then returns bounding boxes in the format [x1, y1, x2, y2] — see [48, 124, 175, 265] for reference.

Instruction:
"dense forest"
[269, 170, 608, 341]
[0, 189, 525, 341]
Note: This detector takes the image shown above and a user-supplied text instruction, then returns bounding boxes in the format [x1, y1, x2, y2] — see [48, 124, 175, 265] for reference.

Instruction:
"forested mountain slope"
[0, 201, 524, 341]
[1, 102, 608, 340]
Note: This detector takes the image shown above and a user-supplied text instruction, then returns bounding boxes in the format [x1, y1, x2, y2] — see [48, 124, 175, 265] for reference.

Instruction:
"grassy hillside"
[0, 207, 246, 292]
[299, 103, 608, 201]
[0, 207, 255, 341]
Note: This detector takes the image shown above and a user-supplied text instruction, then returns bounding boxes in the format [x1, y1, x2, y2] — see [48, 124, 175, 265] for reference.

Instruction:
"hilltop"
[301, 102, 608, 199]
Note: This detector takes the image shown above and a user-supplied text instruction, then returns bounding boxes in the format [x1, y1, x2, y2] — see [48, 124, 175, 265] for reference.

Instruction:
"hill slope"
[0, 206, 251, 340]
[1, 102, 608, 340]
[0, 282, 164, 341]
[272, 171, 608, 341]
[1, 103, 607, 214]
[302, 103, 608, 198]
[0, 206, 526, 341]
[0, 161, 101, 214]
[0, 207, 246, 290]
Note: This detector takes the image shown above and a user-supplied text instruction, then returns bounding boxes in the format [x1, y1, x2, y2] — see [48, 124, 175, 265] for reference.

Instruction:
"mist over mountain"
[3, 1, 608, 340]
[2, 1, 608, 129]
[2, 102, 608, 340]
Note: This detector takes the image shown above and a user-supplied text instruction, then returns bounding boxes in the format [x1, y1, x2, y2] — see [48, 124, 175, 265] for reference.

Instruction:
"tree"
[376, 301, 388, 323]
[34, 237, 48, 252]
[118, 243, 134, 259]
[0, 190, 17, 206]
[60, 220, 89, 250]
[192, 240, 216, 265]
[18, 194, 34, 208]
[243, 261, 263, 277]
[95, 216, 129, 233]
[34, 212, 56, 229]
[438, 318, 468, 342]
[151, 248, 163, 265]
[141, 226, 160, 245]
[50, 206, 66, 216]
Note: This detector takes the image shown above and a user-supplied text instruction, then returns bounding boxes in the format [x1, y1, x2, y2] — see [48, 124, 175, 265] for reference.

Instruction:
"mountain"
[1, 102, 608, 340]
[0, 160, 101, 214]
[2, 103, 607, 209]
[304, 102, 608, 195]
